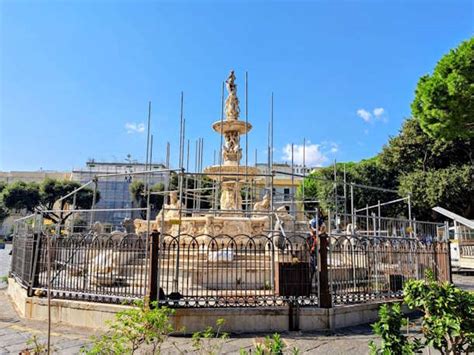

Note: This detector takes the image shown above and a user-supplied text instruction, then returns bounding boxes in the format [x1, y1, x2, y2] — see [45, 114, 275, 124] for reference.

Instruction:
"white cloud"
[328, 142, 339, 153]
[357, 107, 388, 123]
[282, 141, 338, 167]
[125, 122, 145, 134]
[373, 107, 384, 117]
[357, 109, 372, 122]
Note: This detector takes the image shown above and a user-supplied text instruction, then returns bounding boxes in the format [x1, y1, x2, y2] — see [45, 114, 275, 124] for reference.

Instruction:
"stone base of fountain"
[157, 215, 270, 243]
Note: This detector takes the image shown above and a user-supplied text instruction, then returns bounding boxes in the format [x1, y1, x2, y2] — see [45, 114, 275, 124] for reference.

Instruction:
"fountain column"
[204, 70, 258, 212]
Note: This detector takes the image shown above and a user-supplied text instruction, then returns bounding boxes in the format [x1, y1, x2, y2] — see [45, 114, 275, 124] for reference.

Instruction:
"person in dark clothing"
[307, 211, 325, 284]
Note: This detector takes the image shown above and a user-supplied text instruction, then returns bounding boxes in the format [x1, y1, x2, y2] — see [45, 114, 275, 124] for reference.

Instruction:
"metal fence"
[10, 222, 451, 307]
[328, 235, 450, 305]
[155, 234, 317, 307]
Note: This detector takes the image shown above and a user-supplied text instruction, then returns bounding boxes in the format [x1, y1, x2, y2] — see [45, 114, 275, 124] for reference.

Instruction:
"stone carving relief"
[223, 131, 242, 163]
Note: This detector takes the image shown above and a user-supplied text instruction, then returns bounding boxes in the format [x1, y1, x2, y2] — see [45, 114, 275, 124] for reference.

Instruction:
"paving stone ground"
[1, 244, 472, 354]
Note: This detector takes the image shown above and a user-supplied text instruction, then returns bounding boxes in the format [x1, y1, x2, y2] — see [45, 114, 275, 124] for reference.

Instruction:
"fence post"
[147, 230, 160, 307]
[319, 233, 332, 308]
[27, 232, 42, 297]
[447, 239, 453, 283]
[433, 241, 439, 281]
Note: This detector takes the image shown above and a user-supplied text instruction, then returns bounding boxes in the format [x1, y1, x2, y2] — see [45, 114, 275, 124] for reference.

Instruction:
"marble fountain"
[134, 70, 298, 244]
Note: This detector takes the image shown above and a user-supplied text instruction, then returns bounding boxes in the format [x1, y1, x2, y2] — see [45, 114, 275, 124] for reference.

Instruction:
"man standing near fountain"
[307, 210, 325, 284]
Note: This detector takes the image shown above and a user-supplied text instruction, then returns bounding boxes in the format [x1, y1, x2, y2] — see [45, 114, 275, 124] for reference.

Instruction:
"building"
[255, 163, 318, 213]
[70, 160, 170, 226]
[0, 170, 70, 184]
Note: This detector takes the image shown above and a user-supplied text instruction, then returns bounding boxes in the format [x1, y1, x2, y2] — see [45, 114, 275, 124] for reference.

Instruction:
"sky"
[0, 0, 472, 172]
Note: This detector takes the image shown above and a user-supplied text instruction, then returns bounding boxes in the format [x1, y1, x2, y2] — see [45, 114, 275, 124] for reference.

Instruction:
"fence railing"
[328, 235, 450, 304]
[328, 212, 444, 241]
[10, 228, 451, 307]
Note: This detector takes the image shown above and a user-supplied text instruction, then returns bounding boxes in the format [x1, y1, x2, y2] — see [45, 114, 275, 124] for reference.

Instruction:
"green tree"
[129, 181, 165, 219]
[1, 179, 100, 225]
[379, 118, 472, 175]
[411, 37, 474, 140]
[168, 172, 214, 211]
[0, 182, 9, 225]
[399, 165, 474, 220]
[298, 159, 402, 217]
[2, 181, 41, 212]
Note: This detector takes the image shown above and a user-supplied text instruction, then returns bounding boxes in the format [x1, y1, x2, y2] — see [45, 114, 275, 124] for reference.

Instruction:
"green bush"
[369, 272, 474, 355]
[368, 303, 423, 354]
[403, 275, 474, 354]
[80, 301, 174, 355]
[191, 318, 229, 355]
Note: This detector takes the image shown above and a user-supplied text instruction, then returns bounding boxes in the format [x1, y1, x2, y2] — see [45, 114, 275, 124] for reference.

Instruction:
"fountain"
[145, 71, 277, 242]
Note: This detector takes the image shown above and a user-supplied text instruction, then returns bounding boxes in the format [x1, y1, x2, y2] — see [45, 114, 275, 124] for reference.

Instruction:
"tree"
[2, 181, 41, 212]
[399, 165, 474, 220]
[0, 182, 9, 225]
[379, 118, 473, 175]
[411, 37, 474, 140]
[168, 173, 214, 211]
[298, 159, 403, 217]
[1, 179, 100, 225]
[129, 181, 165, 219]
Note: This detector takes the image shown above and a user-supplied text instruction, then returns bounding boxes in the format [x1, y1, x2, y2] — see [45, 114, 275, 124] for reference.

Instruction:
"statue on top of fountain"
[225, 70, 240, 121]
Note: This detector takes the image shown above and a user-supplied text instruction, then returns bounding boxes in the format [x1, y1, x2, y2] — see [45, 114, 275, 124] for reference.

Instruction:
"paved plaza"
[1, 244, 472, 354]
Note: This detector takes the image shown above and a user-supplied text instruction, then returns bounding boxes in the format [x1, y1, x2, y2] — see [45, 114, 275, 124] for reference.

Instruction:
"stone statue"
[122, 218, 135, 233]
[157, 190, 182, 220]
[223, 131, 242, 163]
[253, 192, 271, 212]
[220, 182, 242, 211]
[225, 70, 240, 120]
[91, 221, 104, 235]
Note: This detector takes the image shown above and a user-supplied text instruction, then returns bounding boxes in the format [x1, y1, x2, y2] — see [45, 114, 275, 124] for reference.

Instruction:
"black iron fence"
[10, 227, 451, 307]
[328, 235, 450, 304]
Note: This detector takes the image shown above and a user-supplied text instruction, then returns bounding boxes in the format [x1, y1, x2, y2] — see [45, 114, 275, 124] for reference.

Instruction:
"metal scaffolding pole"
[217, 81, 225, 210]
[245, 71, 249, 213]
[334, 159, 338, 222]
[270, 92, 274, 175]
[302, 137, 306, 207]
[184, 139, 190, 214]
[193, 139, 198, 211]
[350, 183, 355, 228]
[166, 142, 170, 169]
[145, 134, 154, 292]
[174, 92, 185, 294]
[267, 121, 271, 190]
[343, 164, 347, 227]
[89, 177, 98, 227]
[143, 101, 152, 299]
[178, 92, 184, 169]
[291, 143, 294, 216]
[198, 138, 204, 210]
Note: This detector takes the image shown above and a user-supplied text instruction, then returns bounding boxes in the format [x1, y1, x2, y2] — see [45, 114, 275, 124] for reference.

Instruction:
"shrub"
[80, 301, 174, 355]
[368, 303, 423, 354]
[403, 275, 474, 354]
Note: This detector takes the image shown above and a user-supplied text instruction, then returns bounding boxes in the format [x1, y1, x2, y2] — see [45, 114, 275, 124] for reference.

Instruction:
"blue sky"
[1, 0, 472, 172]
